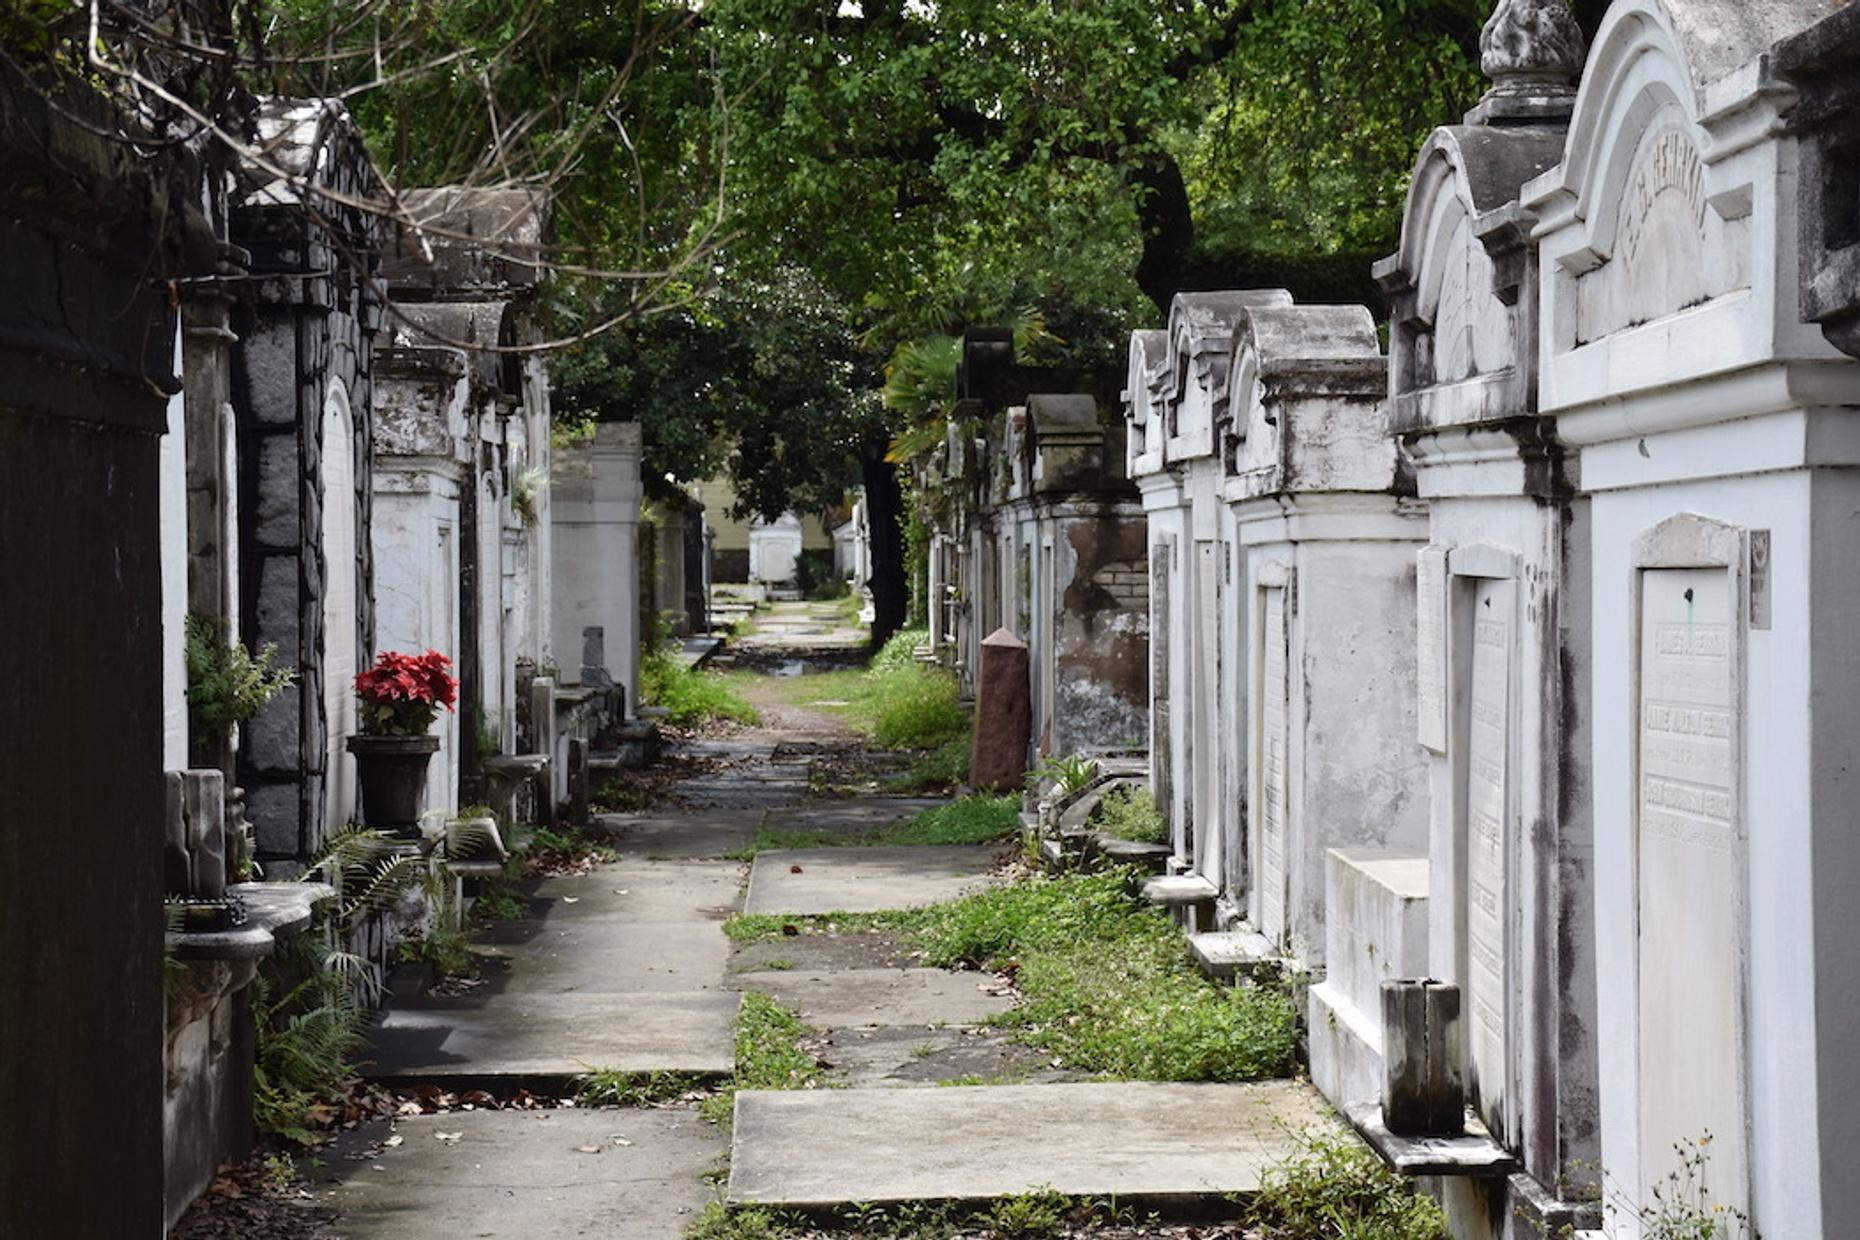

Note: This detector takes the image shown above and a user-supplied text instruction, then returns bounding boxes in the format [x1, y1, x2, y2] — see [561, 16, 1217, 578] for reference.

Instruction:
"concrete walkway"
[366, 857, 744, 1089]
[308, 634, 1343, 1237]
[729, 1080, 1339, 1210]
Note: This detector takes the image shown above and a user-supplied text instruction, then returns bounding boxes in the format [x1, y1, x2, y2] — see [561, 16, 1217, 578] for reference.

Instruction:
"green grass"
[575, 1069, 711, 1107]
[726, 794, 1017, 860]
[1094, 786, 1167, 845]
[722, 871, 1299, 1083]
[685, 1193, 1153, 1240]
[698, 991, 823, 1130]
[719, 634, 966, 755]
[1244, 1134, 1449, 1239]
[641, 647, 761, 728]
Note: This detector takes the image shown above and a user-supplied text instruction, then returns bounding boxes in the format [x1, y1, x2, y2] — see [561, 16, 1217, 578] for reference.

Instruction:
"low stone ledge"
[1187, 928, 1279, 982]
[171, 881, 333, 961]
[1345, 1105, 1517, 1178]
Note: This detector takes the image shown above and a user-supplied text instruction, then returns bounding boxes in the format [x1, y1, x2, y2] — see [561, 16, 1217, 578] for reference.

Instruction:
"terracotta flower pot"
[347, 734, 441, 837]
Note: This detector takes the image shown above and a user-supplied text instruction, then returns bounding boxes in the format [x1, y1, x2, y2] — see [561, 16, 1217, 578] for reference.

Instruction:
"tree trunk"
[859, 446, 908, 649]
[1126, 149, 1197, 317]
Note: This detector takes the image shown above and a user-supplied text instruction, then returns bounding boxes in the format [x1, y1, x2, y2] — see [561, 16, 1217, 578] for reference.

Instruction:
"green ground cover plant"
[575, 1069, 712, 1107]
[698, 992, 822, 1130]
[728, 794, 1017, 860]
[1242, 1133, 1449, 1240]
[1093, 786, 1167, 845]
[641, 645, 762, 728]
[723, 871, 1298, 1082]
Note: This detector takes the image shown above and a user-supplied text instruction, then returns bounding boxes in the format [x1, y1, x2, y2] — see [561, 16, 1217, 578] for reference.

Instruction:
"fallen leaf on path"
[789, 865, 803, 874]
[576, 1145, 602, 1154]
[383, 1135, 403, 1148]
[562, 896, 580, 904]
[434, 1132, 462, 1143]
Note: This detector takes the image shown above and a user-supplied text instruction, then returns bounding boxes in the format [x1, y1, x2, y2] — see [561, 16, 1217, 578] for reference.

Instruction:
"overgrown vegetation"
[1243, 1134, 1449, 1240]
[685, 1191, 1155, 1240]
[698, 992, 823, 1130]
[1618, 1137, 1752, 1240]
[253, 828, 431, 1143]
[725, 871, 1298, 1083]
[640, 641, 761, 729]
[183, 614, 296, 748]
[1033, 754, 1100, 797]
[728, 794, 1018, 860]
[1094, 787, 1167, 846]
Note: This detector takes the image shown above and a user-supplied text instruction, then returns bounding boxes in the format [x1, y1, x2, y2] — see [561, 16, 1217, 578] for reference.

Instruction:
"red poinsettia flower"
[355, 649, 460, 735]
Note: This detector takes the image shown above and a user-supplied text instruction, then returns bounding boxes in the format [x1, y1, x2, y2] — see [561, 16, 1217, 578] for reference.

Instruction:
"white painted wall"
[552, 422, 642, 713]
[159, 324, 189, 772]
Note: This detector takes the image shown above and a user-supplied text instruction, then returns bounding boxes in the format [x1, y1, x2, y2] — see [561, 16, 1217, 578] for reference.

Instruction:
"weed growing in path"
[641, 644, 761, 728]
[723, 872, 1299, 1083]
[727, 794, 1017, 860]
[1243, 1133, 1448, 1239]
[699, 992, 823, 1130]
[575, 1069, 712, 1107]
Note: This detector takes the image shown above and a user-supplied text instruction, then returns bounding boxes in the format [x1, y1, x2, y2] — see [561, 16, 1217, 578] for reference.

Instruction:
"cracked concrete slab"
[367, 990, 740, 1088]
[743, 846, 1004, 915]
[312, 1107, 723, 1239]
[731, 967, 1014, 1028]
[728, 1080, 1341, 1209]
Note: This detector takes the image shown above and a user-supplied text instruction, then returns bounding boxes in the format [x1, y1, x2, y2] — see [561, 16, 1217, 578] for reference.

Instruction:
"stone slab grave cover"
[728, 1080, 1339, 1210]
[1521, 1, 1860, 1232]
[743, 846, 1003, 916]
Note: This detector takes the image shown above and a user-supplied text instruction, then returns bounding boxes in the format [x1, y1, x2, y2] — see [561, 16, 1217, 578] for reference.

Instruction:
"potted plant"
[347, 650, 458, 838]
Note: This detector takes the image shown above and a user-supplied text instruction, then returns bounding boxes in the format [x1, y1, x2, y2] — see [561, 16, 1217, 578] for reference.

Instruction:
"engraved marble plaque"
[1256, 586, 1290, 944]
[1417, 547, 1450, 753]
[1195, 543, 1223, 883]
[1637, 567, 1746, 1214]
[1466, 577, 1512, 1134]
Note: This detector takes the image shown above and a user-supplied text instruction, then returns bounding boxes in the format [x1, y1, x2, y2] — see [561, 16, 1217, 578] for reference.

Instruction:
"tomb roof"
[383, 186, 549, 297]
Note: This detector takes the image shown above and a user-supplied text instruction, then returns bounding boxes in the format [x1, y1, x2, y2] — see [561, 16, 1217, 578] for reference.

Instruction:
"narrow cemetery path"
[304, 603, 1335, 1238]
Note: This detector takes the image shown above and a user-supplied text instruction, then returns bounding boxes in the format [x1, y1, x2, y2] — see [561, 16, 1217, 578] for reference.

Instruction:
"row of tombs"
[919, 3, 1860, 1238]
[1, 91, 670, 1227]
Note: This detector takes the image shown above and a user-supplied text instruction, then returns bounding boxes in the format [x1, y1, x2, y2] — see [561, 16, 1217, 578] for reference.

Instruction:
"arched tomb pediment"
[1123, 329, 1170, 478]
[1529, 0, 1838, 351]
[1222, 304, 1391, 502]
[1382, 125, 1568, 431]
[1163, 290, 1291, 459]
[1527, 0, 1846, 417]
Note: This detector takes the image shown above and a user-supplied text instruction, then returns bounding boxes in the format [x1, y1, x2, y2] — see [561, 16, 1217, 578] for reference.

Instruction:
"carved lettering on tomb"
[1466, 578, 1512, 1133]
[1575, 127, 1747, 344]
[1637, 566, 1747, 1217]
[1427, 216, 1511, 385]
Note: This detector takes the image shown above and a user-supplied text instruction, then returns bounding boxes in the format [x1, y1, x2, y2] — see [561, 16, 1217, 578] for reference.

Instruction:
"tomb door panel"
[1636, 566, 1747, 1215]
[1464, 576, 1513, 1138]
[1151, 538, 1174, 844]
[1256, 584, 1290, 945]
[1195, 541, 1222, 883]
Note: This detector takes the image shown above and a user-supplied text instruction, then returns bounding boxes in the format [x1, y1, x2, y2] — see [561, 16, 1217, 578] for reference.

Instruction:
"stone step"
[728, 1080, 1342, 1214]
[1142, 873, 1218, 907]
[1187, 928, 1281, 982]
[1094, 836, 1173, 873]
[1142, 873, 1219, 933]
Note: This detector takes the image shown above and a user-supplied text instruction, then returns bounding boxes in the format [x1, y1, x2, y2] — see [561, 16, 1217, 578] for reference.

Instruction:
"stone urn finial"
[1470, 0, 1585, 124]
